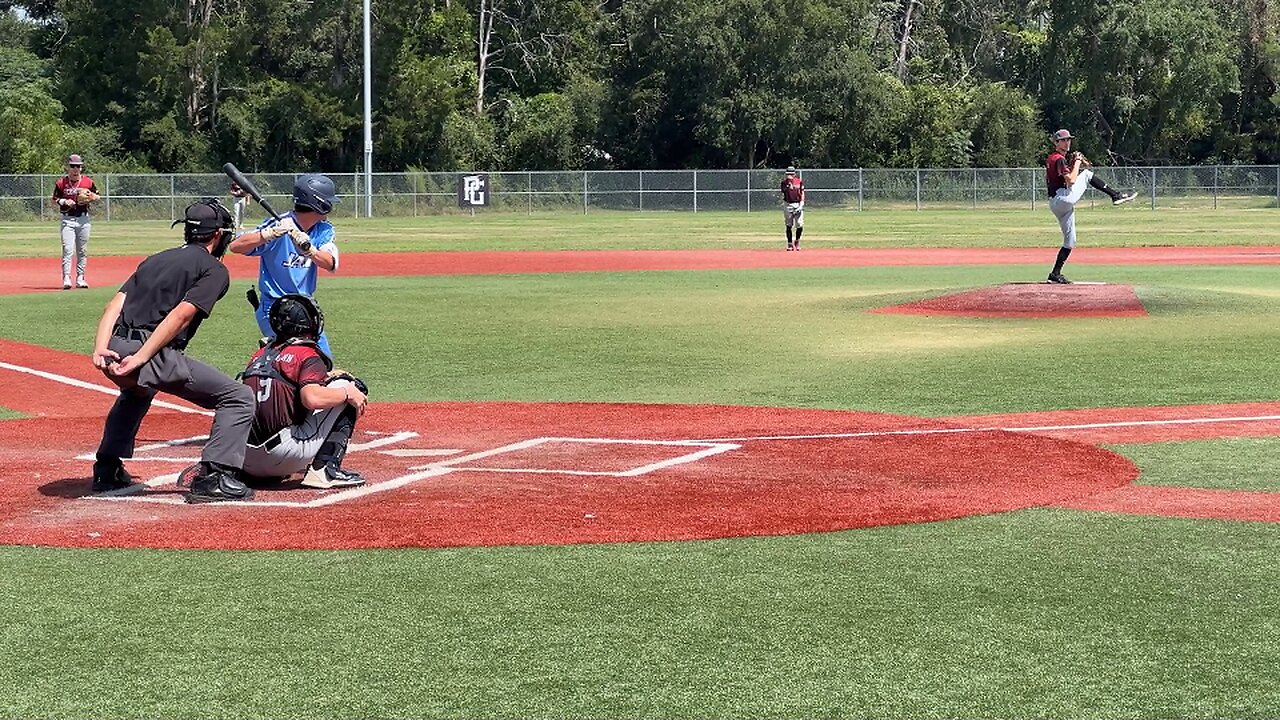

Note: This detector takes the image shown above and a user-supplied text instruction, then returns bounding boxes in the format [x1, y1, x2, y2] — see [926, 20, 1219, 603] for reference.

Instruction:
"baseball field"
[1, 207, 1279, 718]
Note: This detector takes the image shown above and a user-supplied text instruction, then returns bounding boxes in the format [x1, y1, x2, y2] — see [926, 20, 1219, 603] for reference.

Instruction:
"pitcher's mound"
[873, 283, 1146, 318]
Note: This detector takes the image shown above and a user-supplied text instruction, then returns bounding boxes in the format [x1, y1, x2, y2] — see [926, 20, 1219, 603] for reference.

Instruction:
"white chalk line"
[0, 360, 210, 415]
[694, 413, 1280, 443]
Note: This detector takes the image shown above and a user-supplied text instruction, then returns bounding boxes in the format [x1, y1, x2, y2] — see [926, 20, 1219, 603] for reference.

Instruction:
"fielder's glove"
[75, 188, 97, 205]
[261, 217, 298, 240]
[1071, 151, 1092, 168]
[328, 369, 369, 396]
[229, 182, 246, 198]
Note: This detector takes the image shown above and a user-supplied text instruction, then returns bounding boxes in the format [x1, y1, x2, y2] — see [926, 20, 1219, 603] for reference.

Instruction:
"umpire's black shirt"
[118, 243, 230, 347]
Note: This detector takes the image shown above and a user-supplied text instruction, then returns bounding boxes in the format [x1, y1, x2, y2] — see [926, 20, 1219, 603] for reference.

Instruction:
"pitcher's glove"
[229, 182, 247, 198]
[1071, 151, 1092, 168]
[76, 188, 97, 205]
[328, 369, 369, 396]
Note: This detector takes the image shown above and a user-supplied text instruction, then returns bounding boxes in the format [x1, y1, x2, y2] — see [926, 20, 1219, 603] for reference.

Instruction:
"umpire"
[90, 198, 256, 504]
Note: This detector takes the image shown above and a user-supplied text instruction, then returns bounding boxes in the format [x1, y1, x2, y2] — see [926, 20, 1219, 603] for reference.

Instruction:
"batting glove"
[261, 217, 299, 240]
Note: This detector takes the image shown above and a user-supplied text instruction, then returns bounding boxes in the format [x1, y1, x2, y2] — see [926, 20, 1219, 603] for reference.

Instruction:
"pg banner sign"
[457, 174, 490, 208]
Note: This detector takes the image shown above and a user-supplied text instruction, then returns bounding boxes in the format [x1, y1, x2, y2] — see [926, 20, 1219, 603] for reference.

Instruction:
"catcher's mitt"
[75, 187, 96, 205]
[328, 369, 369, 396]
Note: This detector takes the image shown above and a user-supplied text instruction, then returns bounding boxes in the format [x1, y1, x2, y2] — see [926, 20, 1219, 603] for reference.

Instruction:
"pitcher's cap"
[1051, 129, 1073, 141]
[67, 154, 84, 165]
[785, 166, 796, 174]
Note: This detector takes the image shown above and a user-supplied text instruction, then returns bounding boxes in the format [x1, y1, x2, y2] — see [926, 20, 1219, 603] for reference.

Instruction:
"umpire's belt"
[112, 326, 151, 343]
[113, 324, 188, 351]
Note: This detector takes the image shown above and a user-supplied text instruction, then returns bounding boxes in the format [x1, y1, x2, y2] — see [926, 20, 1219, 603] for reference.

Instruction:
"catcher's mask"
[269, 294, 325, 342]
[292, 174, 339, 215]
[172, 198, 235, 258]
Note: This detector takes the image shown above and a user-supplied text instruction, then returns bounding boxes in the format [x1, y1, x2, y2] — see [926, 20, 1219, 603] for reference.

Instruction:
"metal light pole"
[363, 0, 373, 218]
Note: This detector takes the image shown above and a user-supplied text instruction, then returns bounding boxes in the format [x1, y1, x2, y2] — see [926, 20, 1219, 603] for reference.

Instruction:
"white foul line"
[0, 360, 210, 415]
[694, 413, 1280, 443]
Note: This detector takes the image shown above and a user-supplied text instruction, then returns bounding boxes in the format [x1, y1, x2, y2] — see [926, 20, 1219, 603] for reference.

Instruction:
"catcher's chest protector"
[241, 340, 331, 386]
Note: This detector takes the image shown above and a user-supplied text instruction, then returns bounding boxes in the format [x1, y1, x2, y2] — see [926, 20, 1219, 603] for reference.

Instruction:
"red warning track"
[4, 245, 1280, 295]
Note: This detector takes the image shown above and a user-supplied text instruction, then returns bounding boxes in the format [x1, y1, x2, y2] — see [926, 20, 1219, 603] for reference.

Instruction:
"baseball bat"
[221, 163, 281, 221]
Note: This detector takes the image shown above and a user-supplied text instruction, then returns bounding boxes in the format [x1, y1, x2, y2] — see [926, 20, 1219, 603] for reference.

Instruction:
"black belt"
[250, 432, 284, 451]
[113, 325, 187, 351]
[113, 326, 151, 342]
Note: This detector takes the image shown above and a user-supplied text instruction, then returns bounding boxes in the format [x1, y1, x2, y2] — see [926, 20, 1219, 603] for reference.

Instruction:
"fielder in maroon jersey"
[780, 166, 805, 250]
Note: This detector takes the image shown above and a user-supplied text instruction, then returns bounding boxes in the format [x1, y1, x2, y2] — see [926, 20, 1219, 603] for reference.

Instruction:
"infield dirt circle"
[0, 396, 1137, 550]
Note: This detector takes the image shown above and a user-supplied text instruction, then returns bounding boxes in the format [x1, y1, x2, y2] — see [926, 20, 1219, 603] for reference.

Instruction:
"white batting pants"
[1048, 169, 1093, 249]
[60, 214, 90, 281]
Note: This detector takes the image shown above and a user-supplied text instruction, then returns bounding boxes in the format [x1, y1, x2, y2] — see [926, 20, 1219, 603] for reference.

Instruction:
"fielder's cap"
[1051, 129, 1073, 141]
[785, 165, 796, 174]
[67, 154, 84, 166]
[171, 198, 234, 232]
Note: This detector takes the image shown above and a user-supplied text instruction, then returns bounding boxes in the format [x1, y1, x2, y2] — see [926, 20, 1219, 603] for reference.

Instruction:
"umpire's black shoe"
[92, 459, 137, 493]
[184, 470, 255, 504]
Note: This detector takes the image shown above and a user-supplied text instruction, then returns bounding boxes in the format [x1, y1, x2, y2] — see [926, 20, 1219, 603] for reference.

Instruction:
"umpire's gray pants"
[60, 214, 90, 280]
[242, 379, 355, 478]
[97, 336, 255, 470]
[1048, 169, 1093, 250]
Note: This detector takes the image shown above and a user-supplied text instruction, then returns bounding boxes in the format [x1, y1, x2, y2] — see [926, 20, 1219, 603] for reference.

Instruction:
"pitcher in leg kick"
[1045, 129, 1137, 283]
[238, 294, 369, 489]
[90, 199, 256, 504]
[781, 166, 805, 251]
[228, 174, 342, 356]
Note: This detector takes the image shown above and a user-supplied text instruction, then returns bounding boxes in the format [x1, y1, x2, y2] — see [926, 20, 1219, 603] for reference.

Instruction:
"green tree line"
[0, 0, 1276, 173]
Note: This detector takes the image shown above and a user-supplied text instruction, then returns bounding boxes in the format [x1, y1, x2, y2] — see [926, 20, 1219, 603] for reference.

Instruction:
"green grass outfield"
[1, 209, 1278, 718]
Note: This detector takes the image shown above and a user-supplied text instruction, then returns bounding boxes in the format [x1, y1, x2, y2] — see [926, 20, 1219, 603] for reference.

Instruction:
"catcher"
[1044, 129, 1136, 283]
[51, 154, 100, 289]
[238, 293, 369, 489]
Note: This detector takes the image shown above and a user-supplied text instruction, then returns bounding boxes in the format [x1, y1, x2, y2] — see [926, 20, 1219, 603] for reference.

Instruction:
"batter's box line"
[428, 436, 741, 477]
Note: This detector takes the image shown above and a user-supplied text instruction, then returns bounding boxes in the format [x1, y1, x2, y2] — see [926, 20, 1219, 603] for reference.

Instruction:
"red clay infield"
[1, 247, 1278, 548]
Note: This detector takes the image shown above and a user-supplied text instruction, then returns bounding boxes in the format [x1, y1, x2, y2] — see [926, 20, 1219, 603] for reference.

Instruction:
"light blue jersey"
[248, 212, 339, 355]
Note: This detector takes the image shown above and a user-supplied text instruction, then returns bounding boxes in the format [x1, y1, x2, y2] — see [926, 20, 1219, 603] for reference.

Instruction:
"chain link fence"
[2, 167, 1277, 221]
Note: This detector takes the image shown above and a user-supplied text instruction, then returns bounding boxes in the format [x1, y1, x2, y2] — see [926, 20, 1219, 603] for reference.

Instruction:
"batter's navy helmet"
[292, 174, 339, 214]
[269, 294, 325, 342]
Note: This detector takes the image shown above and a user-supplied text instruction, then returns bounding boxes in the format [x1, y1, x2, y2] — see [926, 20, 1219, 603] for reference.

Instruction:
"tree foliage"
[1, 0, 1276, 172]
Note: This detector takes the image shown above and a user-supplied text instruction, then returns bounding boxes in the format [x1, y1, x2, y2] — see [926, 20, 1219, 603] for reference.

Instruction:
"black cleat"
[1047, 273, 1073, 284]
[92, 459, 137, 493]
[184, 470, 255, 504]
[1112, 191, 1137, 206]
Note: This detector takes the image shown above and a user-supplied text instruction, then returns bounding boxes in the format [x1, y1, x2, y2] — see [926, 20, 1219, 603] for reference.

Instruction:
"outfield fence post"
[915, 169, 921, 210]
[170, 175, 176, 223]
[1276, 165, 1279, 206]
[582, 171, 588, 215]
[693, 170, 698, 213]
[858, 168, 863, 211]
[1213, 166, 1219, 210]
[39, 175, 46, 221]
[1151, 167, 1157, 210]
[972, 168, 977, 209]
[104, 175, 111, 221]
[527, 172, 532, 215]
[639, 170, 644, 212]
[1030, 169, 1036, 210]
[746, 170, 751, 212]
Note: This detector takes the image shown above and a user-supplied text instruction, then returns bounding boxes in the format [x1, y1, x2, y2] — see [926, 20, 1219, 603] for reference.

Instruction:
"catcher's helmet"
[268, 294, 324, 341]
[292, 174, 339, 214]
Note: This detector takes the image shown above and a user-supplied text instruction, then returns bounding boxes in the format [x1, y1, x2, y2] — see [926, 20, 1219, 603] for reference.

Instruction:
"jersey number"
[255, 378, 272, 402]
